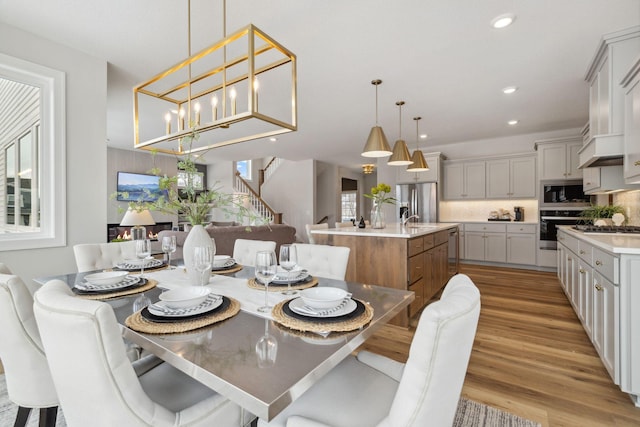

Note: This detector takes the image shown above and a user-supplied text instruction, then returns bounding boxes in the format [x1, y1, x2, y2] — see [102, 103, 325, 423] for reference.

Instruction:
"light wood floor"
[359, 264, 640, 426]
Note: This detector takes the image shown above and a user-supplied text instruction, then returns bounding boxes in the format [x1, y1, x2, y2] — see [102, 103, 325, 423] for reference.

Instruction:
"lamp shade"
[388, 139, 413, 165]
[361, 126, 392, 158]
[406, 150, 430, 172]
[120, 209, 156, 226]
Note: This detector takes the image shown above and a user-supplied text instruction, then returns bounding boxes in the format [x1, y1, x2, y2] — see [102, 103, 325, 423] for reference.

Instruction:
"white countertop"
[309, 223, 459, 238]
[560, 226, 640, 255]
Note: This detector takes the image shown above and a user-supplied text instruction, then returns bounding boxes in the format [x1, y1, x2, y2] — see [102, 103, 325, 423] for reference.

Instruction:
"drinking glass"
[133, 239, 151, 312]
[279, 244, 298, 295]
[193, 246, 213, 286]
[255, 250, 277, 313]
[161, 235, 177, 269]
[255, 319, 278, 368]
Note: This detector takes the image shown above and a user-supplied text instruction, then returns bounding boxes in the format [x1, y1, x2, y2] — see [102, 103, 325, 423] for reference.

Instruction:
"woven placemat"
[272, 298, 373, 333]
[75, 279, 157, 300]
[212, 263, 243, 275]
[247, 276, 318, 292]
[125, 297, 241, 334]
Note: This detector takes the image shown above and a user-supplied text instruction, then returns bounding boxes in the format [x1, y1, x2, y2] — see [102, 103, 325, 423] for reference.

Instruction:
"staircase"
[233, 171, 282, 224]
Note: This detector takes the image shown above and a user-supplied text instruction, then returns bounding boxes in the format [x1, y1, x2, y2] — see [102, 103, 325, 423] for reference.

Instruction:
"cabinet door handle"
[595, 260, 603, 266]
[585, 182, 592, 185]
[580, 250, 586, 254]
[567, 257, 573, 261]
[558, 237, 564, 241]
[579, 269, 585, 274]
[635, 160, 640, 166]
[595, 284, 603, 291]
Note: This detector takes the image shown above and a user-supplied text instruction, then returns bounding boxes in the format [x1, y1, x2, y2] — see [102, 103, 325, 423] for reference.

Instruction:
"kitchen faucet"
[402, 213, 420, 226]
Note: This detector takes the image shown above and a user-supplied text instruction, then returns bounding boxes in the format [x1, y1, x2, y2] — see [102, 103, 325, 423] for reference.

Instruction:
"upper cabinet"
[579, 26, 640, 168]
[536, 137, 583, 180]
[486, 155, 536, 199]
[621, 56, 640, 184]
[396, 152, 442, 184]
[443, 160, 485, 200]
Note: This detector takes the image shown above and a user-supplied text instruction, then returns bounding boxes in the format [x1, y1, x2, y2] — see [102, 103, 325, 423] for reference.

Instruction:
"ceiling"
[1, 0, 638, 171]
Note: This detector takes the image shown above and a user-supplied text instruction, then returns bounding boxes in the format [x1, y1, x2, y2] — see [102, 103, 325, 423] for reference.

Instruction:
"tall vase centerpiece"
[182, 224, 215, 285]
[365, 183, 395, 230]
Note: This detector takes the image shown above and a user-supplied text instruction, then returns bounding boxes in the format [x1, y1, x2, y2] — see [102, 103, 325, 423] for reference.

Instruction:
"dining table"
[34, 260, 414, 421]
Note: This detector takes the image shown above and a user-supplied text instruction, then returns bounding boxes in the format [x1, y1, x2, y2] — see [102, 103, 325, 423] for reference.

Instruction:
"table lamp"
[120, 208, 155, 240]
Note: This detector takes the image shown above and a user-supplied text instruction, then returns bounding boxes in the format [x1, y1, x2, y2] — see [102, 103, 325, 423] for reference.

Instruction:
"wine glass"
[279, 244, 298, 295]
[193, 246, 213, 286]
[161, 235, 177, 269]
[255, 319, 278, 368]
[255, 250, 277, 313]
[133, 239, 151, 312]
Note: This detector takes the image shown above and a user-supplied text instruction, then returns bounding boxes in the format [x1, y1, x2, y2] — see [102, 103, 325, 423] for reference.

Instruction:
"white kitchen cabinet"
[536, 138, 583, 180]
[577, 258, 593, 339]
[486, 155, 536, 199]
[506, 223, 536, 265]
[593, 271, 617, 380]
[622, 56, 640, 184]
[443, 161, 485, 200]
[464, 223, 506, 263]
[396, 153, 441, 183]
[583, 165, 638, 194]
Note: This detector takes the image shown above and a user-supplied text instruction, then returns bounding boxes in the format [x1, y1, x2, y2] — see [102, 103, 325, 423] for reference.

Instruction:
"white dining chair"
[0, 272, 59, 427]
[73, 240, 138, 272]
[258, 273, 481, 427]
[33, 279, 254, 427]
[304, 223, 328, 244]
[233, 239, 276, 266]
[292, 243, 350, 280]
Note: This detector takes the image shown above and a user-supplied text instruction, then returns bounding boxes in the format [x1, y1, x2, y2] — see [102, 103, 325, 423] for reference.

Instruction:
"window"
[237, 160, 252, 180]
[0, 53, 65, 251]
[341, 191, 357, 223]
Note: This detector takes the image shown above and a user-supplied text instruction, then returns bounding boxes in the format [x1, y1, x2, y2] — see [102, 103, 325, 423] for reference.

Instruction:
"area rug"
[0, 373, 540, 426]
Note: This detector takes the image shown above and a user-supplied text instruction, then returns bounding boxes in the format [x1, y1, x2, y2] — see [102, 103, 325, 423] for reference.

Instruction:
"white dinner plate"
[117, 258, 163, 270]
[272, 270, 309, 285]
[211, 258, 237, 270]
[148, 293, 223, 317]
[289, 297, 356, 318]
[76, 275, 141, 291]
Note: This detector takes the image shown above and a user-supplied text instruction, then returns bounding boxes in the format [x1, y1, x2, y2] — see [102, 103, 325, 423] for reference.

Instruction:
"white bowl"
[213, 255, 231, 267]
[300, 287, 348, 309]
[84, 271, 128, 285]
[159, 287, 211, 309]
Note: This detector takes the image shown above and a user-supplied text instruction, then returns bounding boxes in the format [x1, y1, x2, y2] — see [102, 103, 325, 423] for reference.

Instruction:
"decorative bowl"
[84, 271, 128, 285]
[300, 287, 349, 309]
[159, 287, 211, 309]
[213, 255, 231, 267]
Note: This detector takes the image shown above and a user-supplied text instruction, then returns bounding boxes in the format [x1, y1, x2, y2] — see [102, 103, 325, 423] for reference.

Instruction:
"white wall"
[261, 159, 314, 242]
[316, 161, 338, 227]
[0, 22, 107, 284]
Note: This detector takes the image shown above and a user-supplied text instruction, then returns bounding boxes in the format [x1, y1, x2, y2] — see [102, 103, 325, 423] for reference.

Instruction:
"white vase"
[182, 224, 215, 285]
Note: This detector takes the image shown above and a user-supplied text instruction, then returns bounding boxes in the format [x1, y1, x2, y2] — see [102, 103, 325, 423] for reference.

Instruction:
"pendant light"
[406, 117, 429, 172]
[387, 101, 413, 166]
[361, 79, 392, 158]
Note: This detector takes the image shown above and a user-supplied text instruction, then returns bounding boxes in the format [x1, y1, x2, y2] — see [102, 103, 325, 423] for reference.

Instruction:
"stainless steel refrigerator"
[395, 182, 438, 223]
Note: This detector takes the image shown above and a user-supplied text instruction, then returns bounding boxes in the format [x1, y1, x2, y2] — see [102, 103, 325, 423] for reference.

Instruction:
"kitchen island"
[311, 223, 459, 327]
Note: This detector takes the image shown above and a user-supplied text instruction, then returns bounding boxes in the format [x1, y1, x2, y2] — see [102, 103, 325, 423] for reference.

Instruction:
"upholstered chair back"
[0, 273, 58, 410]
[292, 243, 350, 280]
[73, 240, 137, 272]
[381, 273, 480, 426]
[233, 239, 276, 266]
[304, 223, 328, 244]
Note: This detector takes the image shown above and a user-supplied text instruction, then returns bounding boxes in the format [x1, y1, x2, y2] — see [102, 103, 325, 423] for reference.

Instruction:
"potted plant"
[579, 204, 625, 225]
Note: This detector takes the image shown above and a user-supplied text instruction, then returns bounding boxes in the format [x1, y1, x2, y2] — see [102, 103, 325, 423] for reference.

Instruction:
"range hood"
[578, 133, 624, 168]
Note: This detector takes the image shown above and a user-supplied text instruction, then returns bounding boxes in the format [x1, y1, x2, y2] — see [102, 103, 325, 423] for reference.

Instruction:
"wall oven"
[539, 180, 589, 209]
[539, 210, 585, 250]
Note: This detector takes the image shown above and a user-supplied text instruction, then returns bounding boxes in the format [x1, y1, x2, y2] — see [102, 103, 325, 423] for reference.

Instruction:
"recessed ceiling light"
[491, 13, 516, 29]
[420, 134, 428, 139]
[269, 137, 277, 142]
[508, 120, 519, 125]
[502, 86, 518, 94]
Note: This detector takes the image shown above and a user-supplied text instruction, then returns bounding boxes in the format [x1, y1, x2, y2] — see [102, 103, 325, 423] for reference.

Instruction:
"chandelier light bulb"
[164, 112, 171, 134]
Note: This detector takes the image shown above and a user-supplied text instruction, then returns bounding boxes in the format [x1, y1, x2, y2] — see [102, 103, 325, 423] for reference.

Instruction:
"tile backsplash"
[612, 191, 640, 226]
[439, 200, 539, 222]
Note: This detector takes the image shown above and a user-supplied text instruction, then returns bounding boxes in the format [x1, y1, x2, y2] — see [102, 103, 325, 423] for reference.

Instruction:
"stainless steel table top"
[35, 267, 414, 421]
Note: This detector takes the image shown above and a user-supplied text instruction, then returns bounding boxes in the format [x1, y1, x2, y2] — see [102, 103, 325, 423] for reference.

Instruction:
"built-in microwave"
[539, 180, 590, 208]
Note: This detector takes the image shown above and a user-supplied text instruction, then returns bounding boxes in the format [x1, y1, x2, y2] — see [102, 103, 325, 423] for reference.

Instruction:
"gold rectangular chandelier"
[133, 22, 297, 155]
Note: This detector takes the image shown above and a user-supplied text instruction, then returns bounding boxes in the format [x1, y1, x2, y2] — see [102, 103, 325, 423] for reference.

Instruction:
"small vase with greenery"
[578, 204, 625, 225]
[364, 183, 396, 229]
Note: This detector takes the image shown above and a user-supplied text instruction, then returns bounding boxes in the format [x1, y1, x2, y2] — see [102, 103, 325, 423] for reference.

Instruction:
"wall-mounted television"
[116, 171, 165, 202]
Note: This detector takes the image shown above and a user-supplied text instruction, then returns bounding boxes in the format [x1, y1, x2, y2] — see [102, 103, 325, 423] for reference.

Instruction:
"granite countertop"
[309, 223, 459, 239]
[559, 225, 640, 255]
